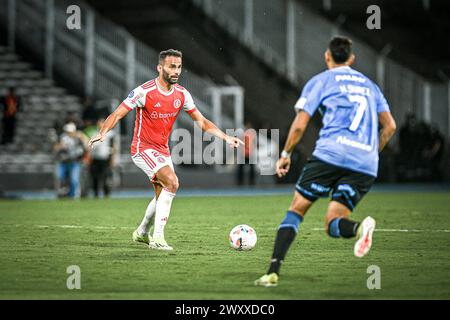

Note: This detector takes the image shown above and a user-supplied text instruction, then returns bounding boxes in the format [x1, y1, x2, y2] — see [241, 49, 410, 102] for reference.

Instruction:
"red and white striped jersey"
[122, 78, 197, 156]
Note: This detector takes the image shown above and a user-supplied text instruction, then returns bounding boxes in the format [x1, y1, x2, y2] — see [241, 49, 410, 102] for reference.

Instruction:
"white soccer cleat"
[149, 237, 173, 251]
[354, 216, 376, 258]
[132, 229, 150, 245]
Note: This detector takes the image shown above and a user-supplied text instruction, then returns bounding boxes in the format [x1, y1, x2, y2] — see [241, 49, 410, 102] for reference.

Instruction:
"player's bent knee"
[165, 176, 179, 193]
[325, 212, 339, 226]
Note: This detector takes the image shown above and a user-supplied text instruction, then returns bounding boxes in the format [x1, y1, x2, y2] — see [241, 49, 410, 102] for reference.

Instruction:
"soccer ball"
[229, 224, 257, 250]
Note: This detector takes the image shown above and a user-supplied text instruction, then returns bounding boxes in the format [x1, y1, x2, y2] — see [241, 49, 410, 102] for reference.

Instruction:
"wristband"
[281, 150, 291, 159]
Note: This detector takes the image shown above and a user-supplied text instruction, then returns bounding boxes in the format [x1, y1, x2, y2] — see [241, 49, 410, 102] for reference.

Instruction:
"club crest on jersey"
[157, 157, 165, 164]
[174, 99, 182, 109]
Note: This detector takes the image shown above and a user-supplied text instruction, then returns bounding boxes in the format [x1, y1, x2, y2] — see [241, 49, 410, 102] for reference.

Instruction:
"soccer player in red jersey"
[89, 49, 243, 250]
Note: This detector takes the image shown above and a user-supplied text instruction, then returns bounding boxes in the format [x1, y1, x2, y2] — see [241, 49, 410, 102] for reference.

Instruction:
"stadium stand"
[186, 0, 449, 140]
[0, 46, 82, 177]
[300, 0, 450, 80]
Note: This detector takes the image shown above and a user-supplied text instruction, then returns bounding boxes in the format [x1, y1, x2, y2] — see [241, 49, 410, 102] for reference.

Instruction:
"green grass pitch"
[0, 191, 449, 299]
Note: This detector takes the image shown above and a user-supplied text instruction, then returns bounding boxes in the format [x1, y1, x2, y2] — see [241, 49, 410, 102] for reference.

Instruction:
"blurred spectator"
[397, 113, 445, 181]
[89, 118, 116, 198]
[423, 124, 445, 181]
[398, 113, 417, 162]
[79, 97, 100, 198]
[53, 111, 83, 136]
[1, 87, 20, 144]
[237, 121, 256, 185]
[397, 113, 422, 180]
[53, 122, 88, 198]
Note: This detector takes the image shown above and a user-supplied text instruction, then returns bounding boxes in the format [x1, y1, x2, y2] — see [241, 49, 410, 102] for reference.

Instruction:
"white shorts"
[132, 149, 174, 184]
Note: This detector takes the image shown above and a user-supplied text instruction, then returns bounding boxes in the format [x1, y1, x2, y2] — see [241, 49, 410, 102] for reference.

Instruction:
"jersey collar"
[330, 66, 352, 72]
[155, 78, 174, 96]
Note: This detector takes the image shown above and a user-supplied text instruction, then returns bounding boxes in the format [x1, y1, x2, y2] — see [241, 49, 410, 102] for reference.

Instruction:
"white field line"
[12, 225, 447, 233]
[34, 225, 133, 230]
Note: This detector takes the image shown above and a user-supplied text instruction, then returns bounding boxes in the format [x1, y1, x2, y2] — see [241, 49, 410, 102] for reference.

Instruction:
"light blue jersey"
[294, 66, 390, 177]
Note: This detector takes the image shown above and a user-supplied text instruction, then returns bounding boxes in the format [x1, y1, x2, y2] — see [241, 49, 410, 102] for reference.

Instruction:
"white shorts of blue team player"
[132, 148, 174, 184]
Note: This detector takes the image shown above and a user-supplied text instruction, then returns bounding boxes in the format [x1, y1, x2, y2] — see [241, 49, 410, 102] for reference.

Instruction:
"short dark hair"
[328, 36, 353, 64]
[159, 49, 182, 63]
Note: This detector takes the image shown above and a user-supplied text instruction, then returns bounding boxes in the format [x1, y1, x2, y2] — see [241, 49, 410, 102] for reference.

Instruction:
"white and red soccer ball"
[229, 224, 257, 250]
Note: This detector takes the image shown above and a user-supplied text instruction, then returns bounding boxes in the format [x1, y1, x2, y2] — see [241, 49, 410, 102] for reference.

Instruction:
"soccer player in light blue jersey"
[255, 36, 397, 287]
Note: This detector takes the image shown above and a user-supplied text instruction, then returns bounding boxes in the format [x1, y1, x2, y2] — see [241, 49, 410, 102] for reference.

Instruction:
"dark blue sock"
[328, 218, 342, 238]
[268, 211, 303, 275]
[278, 210, 303, 233]
[328, 218, 359, 238]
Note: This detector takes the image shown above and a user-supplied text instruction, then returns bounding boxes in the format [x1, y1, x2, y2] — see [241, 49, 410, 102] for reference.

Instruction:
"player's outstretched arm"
[276, 111, 311, 178]
[88, 103, 130, 148]
[188, 109, 244, 148]
[378, 111, 396, 152]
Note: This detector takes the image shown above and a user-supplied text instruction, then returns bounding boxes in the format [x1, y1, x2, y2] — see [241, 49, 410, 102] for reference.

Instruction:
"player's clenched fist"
[276, 157, 291, 178]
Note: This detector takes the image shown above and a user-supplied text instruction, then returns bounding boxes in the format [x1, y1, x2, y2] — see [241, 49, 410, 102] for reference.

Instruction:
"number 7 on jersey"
[349, 95, 368, 132]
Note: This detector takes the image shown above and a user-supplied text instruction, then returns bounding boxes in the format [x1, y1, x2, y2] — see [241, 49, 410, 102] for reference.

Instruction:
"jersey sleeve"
[183, 90, 197, 114]
[374, 84, 390, 113]
[122, 86, 146, 110]
[294, 76, 324, 116]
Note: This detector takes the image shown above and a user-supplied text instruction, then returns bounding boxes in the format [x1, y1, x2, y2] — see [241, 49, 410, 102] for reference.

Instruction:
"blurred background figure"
[397, 113, 420, 179]
[79, 96, 99, 198]
[1, 87, 20, 145]
[397, 113, 445, 181]
[423, 124, 445, 181]
[53, 122, 88, 198]
[237, 121, 257, 186]
[89, 118, 116, 198]
[53, 111, 83, 136]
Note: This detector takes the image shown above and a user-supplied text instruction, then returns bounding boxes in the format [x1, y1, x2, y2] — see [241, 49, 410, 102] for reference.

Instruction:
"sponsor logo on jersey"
[159, 111, 179, 119]
[154, 102, 162, 108]
[336, 136, 372, 152]
[128, 90, 134, 98]
[335, 74, 366, 83]
[150, 111, 179, 119]
[157, 157, 165, 164]
[174, 99, 182, 109]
